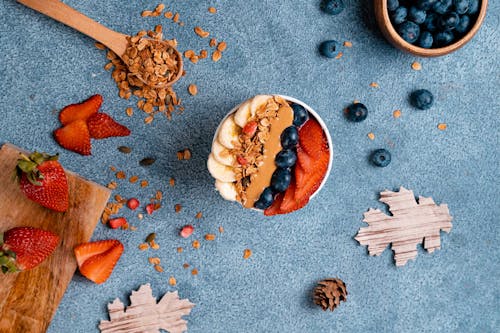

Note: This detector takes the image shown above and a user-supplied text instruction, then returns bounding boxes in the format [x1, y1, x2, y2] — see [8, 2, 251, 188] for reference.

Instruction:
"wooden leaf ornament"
[355, 187, 453, 266]
[99, 283, 195, 333]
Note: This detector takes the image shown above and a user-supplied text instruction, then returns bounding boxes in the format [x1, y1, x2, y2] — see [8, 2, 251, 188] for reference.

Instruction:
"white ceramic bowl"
[210, 94, 333, 210]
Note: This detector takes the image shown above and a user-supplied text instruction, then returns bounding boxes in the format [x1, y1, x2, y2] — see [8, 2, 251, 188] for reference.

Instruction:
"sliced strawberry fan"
[53, 94, 130, 155]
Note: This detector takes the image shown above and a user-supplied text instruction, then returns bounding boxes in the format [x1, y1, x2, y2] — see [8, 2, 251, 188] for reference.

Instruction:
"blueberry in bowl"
[374, 0, 488, 57]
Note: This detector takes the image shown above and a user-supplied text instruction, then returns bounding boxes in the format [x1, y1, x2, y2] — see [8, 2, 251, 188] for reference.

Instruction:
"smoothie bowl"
[207, 95, 333, 215]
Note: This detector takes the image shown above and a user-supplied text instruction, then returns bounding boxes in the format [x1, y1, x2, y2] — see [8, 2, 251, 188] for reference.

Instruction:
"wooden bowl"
[374, 0, 488, 57]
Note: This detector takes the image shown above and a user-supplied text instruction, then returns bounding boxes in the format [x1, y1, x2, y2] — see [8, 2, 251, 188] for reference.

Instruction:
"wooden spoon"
[17, 0, 183, 87]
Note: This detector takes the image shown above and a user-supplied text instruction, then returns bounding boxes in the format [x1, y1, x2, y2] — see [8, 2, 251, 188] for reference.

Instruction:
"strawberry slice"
[264, 192, 284, 216]
[295, 149, 329, 201]
[74, 239, 120, 267]
[74, 240, 123, 284]
[278, 180, 310, 215]
[298, 118, 328, 159]
[53, 120, 91, 155]
[87, 113, 130, 139]
[59, 94, 102, 125]
[1, 227, 59, 272]
[297, 145, 314, 173]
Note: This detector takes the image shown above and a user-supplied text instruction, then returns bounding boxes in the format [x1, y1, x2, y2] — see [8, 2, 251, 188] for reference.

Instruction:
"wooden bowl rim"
[378, 0, 488, 57]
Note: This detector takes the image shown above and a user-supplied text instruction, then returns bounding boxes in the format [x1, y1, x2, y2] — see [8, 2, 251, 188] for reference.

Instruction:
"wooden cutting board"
[0, 143, 111, 333]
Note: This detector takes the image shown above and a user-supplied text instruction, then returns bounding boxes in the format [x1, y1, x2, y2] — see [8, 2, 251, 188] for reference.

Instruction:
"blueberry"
[418, 31, 434, 48]
[453, 0, 469, 14]
[410, 89, 434, 110]
[408, 6, 427, 24]
[397, 21, 420, 43]
[434, 30, 454, 46]
[270, 168, 292, 193]
[370, 149, 392, 167]
[254, 187, 274, 210]
[423, 12, 439, 32]
[433, 0, 452, 14]
[275, 149, 297, 169]
[321, 0, 345, 15]
[467, 0, 479, 14]
[291, 103, 309, 127]
[416, 0, 437, 10]
[281, 126, 299, 149]
[455, 15, 471, 34]
[438, 11, 459, 30]
[388, 0, 400, 11]
[346, 103, 368, 122]
[391, 6, 408, 25]
[319, 40, 342, 58]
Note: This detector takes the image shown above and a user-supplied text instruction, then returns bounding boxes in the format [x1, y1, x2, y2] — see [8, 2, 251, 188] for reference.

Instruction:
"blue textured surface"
[1, 1, 499, 332]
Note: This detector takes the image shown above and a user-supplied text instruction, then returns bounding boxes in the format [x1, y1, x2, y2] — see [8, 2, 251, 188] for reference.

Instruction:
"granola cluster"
[105, 27, 183, 122]
[232, 96, 290, 203]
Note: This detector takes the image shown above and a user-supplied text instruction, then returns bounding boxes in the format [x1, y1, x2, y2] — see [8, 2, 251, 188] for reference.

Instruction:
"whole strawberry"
[0, 227, 59, 273]
[16, 152, 69, 212]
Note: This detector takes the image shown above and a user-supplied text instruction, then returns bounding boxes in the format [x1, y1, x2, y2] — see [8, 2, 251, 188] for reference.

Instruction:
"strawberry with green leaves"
[16, 152, 69, 212]
[0, 227, 59, 273]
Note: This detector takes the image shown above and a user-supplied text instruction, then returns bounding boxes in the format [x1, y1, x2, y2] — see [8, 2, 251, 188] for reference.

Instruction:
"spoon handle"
[17, 0, 128, 56]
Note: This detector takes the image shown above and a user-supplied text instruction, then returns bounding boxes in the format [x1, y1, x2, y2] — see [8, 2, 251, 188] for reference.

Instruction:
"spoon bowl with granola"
[208, 95, 333, 216]
[17, 0, 183, 88]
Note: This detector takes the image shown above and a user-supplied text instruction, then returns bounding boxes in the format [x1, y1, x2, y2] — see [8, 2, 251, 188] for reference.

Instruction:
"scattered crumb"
[195, 212, 203, 219]
[126, 107, 133, 117]
[353, 99, 360, 104]
[169, 276, 177, 286]
[188, 84, 198, 96]
[194, 26, 210, 38]
[367, 132, 375, 140]
[218, 226, 224, 233]
[183, 263, 190, 269]
[212, 50, 222, 62]
[184, 50, 195, 58]
[175, 204, 182, 213]
[192, 240, 200, 249]
[335, 52, 343, 59]
[393, 109, 402, 118]
[208, 6, 217, 14]
[139, 243, 149, 251]
[140, 180, 149, 188]
[138, 213, 144, 220]
[243, 249, 252, 259]
[173, 12, 180, 23]
[191, 268, 198, 275]
[217, 41, 227, 52]
[437, 123, 447, 131]
[129, 175, 139, 183]
[164, 11, 173, 19]
[369, 82, 379, 88]
[177, 247, 183, 253]
[204, 234, 216, 241]
[169, 177, 176, 187]
[209, 38, 217, 47]
[151, 241, 160, 250]
[116, 171, 126, 179]
[107, 181, 117, 190]
[154, 264, 164, 273]
[109, 166, 117, 172]
[343, 41, 352, 47]
[411, 61, 422, 71]
[148, 257, 161, 265]
[130, 226, 137, 231]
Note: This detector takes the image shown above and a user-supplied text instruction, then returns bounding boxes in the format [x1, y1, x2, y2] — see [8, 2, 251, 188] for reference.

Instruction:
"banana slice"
[218, 115, 241, 149]
[215, 180, 237, 201]
[212, 139, 235, 166]
[233, 100, 253, 128]
[249, 94, 272, 116]
[207, 153, 236, 182]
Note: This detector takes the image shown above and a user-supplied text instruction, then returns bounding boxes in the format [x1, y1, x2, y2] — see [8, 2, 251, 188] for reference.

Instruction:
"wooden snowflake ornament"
[99, 284, 195, 333]
[355, 187, 453, 266]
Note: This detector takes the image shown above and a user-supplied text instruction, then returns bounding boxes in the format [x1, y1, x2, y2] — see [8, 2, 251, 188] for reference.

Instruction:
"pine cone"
[313, 278, 347, 311]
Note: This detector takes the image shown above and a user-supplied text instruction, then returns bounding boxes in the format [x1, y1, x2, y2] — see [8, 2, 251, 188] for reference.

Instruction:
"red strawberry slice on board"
[17, 151, 69, 212]
[0, 227, 59, 273]
[298, 118, 328, 159]
[264, 192, 285, 216]
[87, 113, 131, 139]
[59, 94, 102, 125]
[74, 239, 123, 284]
[53, 119, 92, 155]
[294, 149, 329, 201]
